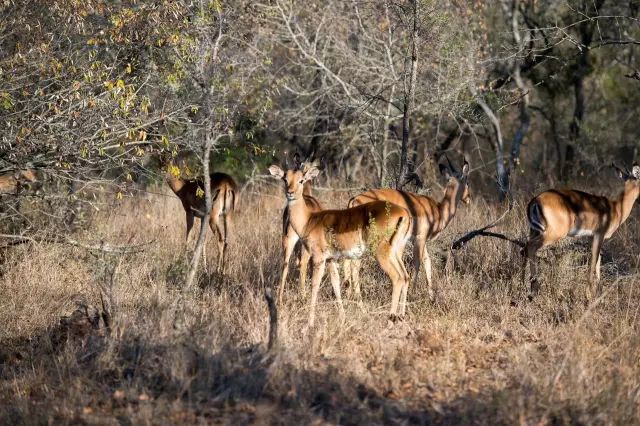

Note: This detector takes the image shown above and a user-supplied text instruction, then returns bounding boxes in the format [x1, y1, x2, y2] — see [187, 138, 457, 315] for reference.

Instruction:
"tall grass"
[1, 182, 639, 424]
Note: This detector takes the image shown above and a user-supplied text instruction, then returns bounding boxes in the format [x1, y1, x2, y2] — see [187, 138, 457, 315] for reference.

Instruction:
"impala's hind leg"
[308, 259, 327, 328]
[397, 251, 411, 317]
[376, 242, 404, 319]
[524, 231, 544, 298]
[328, 260, 345, 322]
[350, 259, 363, 307]
[342, 259, 352, 296]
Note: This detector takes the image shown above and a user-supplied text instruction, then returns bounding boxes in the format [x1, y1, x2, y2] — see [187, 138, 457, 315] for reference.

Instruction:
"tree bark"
[565, 0, 606, 179]
[397, 0, 419, 189]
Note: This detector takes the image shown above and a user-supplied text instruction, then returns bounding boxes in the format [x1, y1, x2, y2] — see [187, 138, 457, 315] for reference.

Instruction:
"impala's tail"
[390, 215, 412, 252]
[527, 199, 546, 234]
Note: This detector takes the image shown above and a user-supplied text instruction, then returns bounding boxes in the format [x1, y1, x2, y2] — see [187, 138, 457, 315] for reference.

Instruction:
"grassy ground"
[1, 182, 640, 425]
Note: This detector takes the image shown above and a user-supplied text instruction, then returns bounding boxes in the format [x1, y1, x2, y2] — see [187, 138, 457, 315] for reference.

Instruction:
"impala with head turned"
[163, 155, 238, 274]
[524, 163, 640, 300]
[278, 154, 323, 304]
[269, 161, 413, 327]
[348, 157, 470, 301]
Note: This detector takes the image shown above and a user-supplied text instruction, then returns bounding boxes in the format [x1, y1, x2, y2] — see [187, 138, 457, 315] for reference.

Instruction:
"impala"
[347, 158, 470, 300]
[165, 157, 238, 274]
[523, 163, 640, 299]
[0, 169, 38, 195]
[278, 157, 323, 303]
[269, 162, 413, 326]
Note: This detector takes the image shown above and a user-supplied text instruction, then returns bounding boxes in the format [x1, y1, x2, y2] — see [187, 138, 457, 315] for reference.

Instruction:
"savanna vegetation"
[1, 0, 640, 424]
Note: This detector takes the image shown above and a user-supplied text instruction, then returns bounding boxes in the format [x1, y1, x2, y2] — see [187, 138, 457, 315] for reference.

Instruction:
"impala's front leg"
[327, 260, 345, 322]
[278, 229, 298, 304]
[298, 246, 311, 295]
[308, 258, 327, 327]
[588, 233, 604, 300]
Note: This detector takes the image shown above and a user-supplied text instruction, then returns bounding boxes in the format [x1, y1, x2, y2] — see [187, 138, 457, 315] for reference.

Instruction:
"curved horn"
[293, 152, 302, 170]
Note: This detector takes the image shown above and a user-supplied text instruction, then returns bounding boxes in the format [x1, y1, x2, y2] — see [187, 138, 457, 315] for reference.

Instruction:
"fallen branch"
[451, 198, 524, 251]
[452, 229, 524, 250]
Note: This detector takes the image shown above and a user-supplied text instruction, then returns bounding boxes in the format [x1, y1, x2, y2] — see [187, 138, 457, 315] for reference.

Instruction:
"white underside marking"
[340, 244, 365, 259]
[569, 228, 594, 237]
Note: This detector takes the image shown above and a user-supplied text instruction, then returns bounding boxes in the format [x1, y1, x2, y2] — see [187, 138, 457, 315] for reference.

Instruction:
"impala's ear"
[439, 163, 452, 179]
[303, 165, 320, 181]
[461, 159, 470, 177]
[632, 163, 640, 180]
[268, 165, 284, 179]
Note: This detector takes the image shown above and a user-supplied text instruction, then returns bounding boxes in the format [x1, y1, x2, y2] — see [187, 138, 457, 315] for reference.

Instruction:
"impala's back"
[305, 200, 412, 259]
[349, 188, 438, 239]
[176, 173, 237, 218]
[528, 189, 614, 240]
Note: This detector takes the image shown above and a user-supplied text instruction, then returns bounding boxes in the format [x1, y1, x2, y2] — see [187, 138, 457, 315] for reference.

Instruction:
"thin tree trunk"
[380, 84, 395, 186]
[185, 135, 214, 289]
[565, 0, 605, 179]
[397, 0, 419, 189]
[476, 96, 509, 200]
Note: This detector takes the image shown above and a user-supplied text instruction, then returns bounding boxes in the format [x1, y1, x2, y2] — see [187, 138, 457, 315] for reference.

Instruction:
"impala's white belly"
[340, 244, 366, 259]
[569, 228, 594, 238]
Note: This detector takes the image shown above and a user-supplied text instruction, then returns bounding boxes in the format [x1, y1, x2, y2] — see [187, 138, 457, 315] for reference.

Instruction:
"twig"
[0, 233, 154, 254]
[264, 286, 278, 351]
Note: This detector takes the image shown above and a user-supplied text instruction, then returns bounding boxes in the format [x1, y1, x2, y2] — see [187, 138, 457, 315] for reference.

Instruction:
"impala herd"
[156, 152, 640, 327]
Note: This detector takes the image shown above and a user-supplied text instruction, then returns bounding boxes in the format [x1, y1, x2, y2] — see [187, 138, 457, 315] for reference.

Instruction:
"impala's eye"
[299, 179, 304, 184]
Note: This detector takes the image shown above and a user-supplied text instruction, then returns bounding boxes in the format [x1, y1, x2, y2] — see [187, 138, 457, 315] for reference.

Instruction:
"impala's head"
[269, 161, 320, 202]
[439, 156, 471, 204]
[613, 162, 640, 193]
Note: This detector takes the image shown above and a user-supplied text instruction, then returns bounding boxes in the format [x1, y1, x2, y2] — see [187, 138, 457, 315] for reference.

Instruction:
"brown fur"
[269, 164, 413, 326]
[279, 180, 323, 303]
[0, 169, 38, 195]
[348, 161, 470, 299]
[524, 165, 640, 299]
[166, 168, 238, 274]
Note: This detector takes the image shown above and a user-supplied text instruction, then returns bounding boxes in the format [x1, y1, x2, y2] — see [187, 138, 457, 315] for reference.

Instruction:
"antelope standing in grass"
[348, 158, 470, 301]
[165, 157, 238, 274]
[0, 169, 38, 195]
[523, 163, 640, 300]
[269, 162, 413, 326]
[278, 157, 323, 303]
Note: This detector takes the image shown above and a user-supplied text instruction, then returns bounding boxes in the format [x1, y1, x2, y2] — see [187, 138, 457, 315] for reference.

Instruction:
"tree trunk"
[565, 0, 606, 179]
[476, 96, 509, 201]
[185, 134, 214, 289]
[397, 0, 419, 189]
[508, 71, 530, 176]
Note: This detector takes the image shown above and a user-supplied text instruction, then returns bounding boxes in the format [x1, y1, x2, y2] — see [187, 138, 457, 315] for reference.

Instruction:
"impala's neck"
[437, 183, 460, 230]
[303, 181, 313, 197]
[286, 196, 312, 237]
[165, 172, 185, 195]
[615, 182, 640, 226]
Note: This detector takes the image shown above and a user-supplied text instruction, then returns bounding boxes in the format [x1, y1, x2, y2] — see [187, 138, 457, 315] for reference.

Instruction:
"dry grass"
[2, 182, 640, 425]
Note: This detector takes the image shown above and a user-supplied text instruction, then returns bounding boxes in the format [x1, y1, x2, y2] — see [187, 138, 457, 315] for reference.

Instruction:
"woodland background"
[1, 1, 640, 424]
